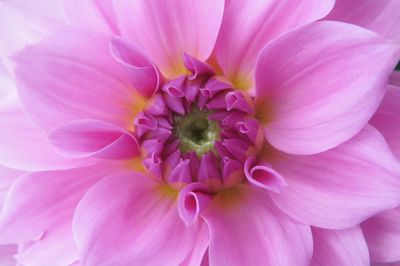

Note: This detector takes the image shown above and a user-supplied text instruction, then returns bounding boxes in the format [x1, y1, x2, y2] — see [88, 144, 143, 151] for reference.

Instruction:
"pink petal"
[109, 36, 160, 98]
[269, 125, 400, 229]
[0, 95, 95, 171]
[178, 183, 212, 225]
[326, 0, 400, 45]
[256, 21, 399, 155]
[0, 244, 17, 266]
[214, 0, 334, 89]
[180, 224, 209, 266]
[49, 119, 139, 160]
[390, 71, 400, 86]
[370, 85, 400, 159]
[113, 0, 224, 77]
[0, 162, 119, 266]
[73, 172, 203, 265]
[311, 227, 369, 266]
[244, 156, 287, 193]
[362, 207, 400, 263]
[13, 28, 143, 132]
[0, 164, 24, 209]
[0, 0, 64, 62]
[62, 0, 120, 34]
[202, 185, 312, 266]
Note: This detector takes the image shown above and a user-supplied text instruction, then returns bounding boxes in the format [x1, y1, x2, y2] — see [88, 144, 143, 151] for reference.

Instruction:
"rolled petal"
[13, 28, 145, 132]
[110, 36, 160, 98]
[215, 0, 334, 89]
[326, 0, 400, 45]
[311, 227, 369, 266]
[49, 119, 139, 160]
[0, 162, 119, 266]
[244, 156, 287, 193]
[256, 21, 399, 155]
[73, 172, 203, 266]
[113, 0, 225, 77]
[178, 183, 212, 225]
[362, 207, 400, 263]
[269, 125, 400, 229]
[62, 0, 120, 34]
[370, 85, 400, 159]
[202, 186, 312, 266]
[0, 95, 95, 171]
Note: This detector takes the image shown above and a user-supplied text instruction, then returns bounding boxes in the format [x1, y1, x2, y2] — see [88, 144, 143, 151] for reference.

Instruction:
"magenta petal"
[244, 156, 287, 193]
[256, 21, 399, 155]
[13, 28, 141, 131]
[362, 207, 400, 263]
[109, 36, 160, 98]
[202, 185, 312, 266]
[73, 172, 203, 266]
[167, 159, 192, 189]
[222, 156, 244, 188]
[49, 119, 139, 160]
[311, 227, 369, 266]
[270, 125, 400, 229]
[183, 53, 215, 80]
[178, 183, 212, 225]
[113, 0, 225, 77]
[225, 91, 254, 114]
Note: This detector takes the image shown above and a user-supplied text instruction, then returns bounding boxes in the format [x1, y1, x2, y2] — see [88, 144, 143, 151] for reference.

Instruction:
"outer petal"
[311, 227, 369, 266]
[0, 94, 96, 171]
[269, 125, 400, 229]
[326, 0, 400, 45]
[62, 0, 120, 34]
[215, 0, 334, 89]
[256, 21, 399, 155]
[113, 0, 224, 77]
[73, 172, 202, 266]
[362, 207, 400, 263]
[0, 245, 17, 266]
[49, 119, 139, 159]
[13, 28, 145, 132]
[0, 0, 64, 68]
[370, 84, 400, 159]
[0, 164, 24, 208]
[0, 162, 119, 266]
[202, 185, 312, 266]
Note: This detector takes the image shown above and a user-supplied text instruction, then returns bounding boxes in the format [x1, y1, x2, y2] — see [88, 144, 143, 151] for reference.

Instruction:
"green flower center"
[174, 107, 220, 157]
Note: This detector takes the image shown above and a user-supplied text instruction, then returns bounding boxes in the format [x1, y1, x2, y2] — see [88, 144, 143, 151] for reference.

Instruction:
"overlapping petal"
[73, 172, 203, 266]
[202, 186, 312, 266]
[0, 244, 17, 266]
[0, 0, 64, 69]
[0, 94, 95, 171]
[362, 207, 400, 263]
[269, 125, 400, 229]
[0, 162, 120, 266]
[370, 73, 400, 159]
[326, 0, 400, 45]
[311, 227, 369, 266]
[13, 28, 145, 132]
[215, 0, 334, 89]
[256, 21, 399, 155]
[113, 0, 225, 77]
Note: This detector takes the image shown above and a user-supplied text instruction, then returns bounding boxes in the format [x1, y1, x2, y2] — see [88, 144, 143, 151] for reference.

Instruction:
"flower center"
[174, 107, 220, 157]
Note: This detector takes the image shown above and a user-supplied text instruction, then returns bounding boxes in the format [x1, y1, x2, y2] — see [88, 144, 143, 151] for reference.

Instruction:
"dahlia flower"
[0, 1, 400, 266]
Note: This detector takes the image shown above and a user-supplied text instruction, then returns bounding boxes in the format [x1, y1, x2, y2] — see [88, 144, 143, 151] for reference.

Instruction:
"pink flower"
[0, 1, 400, 265]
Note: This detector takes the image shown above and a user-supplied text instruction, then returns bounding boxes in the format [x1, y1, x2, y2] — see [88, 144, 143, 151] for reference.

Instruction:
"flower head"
[1, 0, 400, 265]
